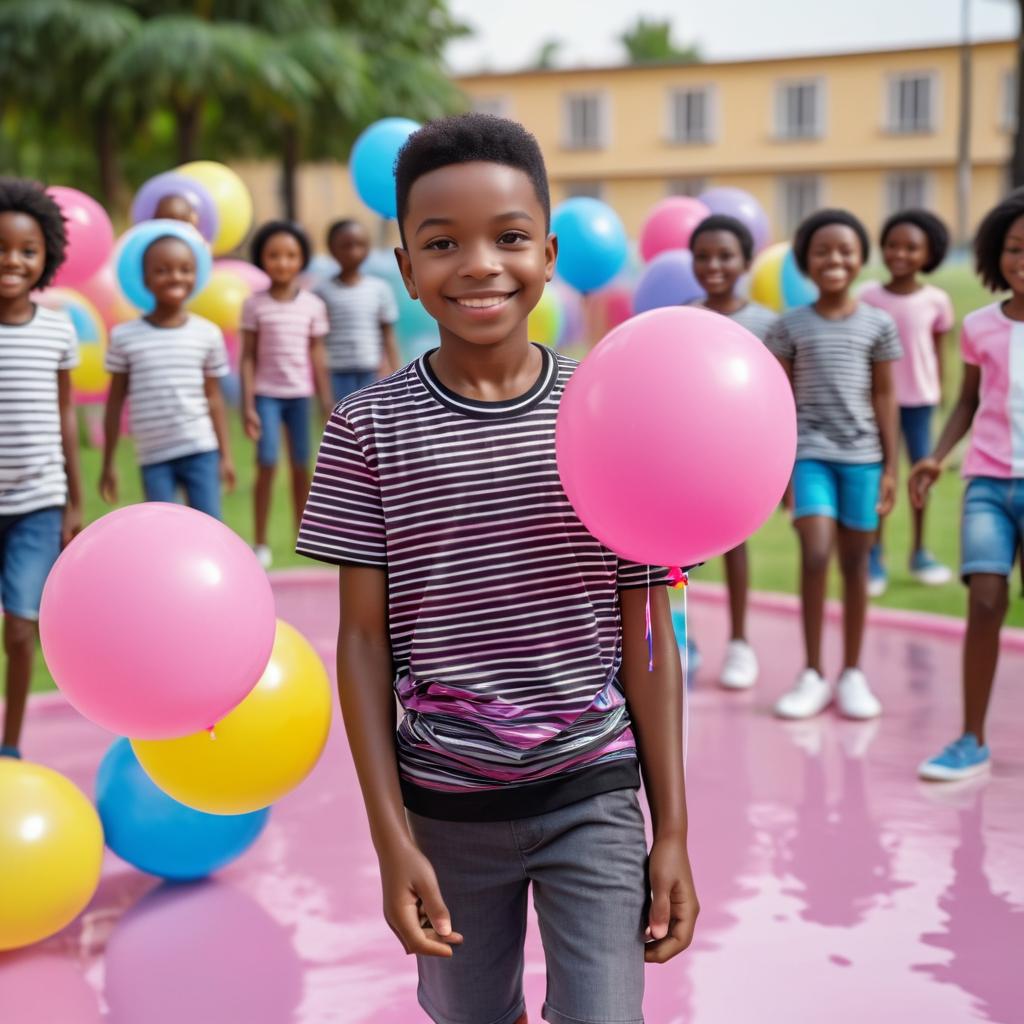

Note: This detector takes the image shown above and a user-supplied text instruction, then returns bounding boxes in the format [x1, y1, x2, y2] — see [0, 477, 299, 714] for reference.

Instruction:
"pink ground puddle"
[1, 571, 1021, 1023]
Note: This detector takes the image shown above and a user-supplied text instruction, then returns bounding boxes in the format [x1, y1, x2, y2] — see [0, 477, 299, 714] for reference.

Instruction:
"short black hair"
[394, 113, 550, 244]
[143, 234, 196, 266]
[0, 177, 68, 289]
[974, 188, 1024, 292]
[880, 209, 949, 273]
[689, 214, 754, 263]
[325, 218, 365, 248]
[793, 208, 870, 275]
[250, 220, 311, 270]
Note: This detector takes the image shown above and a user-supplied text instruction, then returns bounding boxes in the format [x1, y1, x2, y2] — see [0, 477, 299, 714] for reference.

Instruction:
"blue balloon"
[96, 739, 269, 881]
[781, 247, 818, 308]
[114, 219, 212, 314]
[551, 197, 629, 294]
[632, 250, 705, 314]
[361, 249, 436, 344]
[350, 117, 421, 219]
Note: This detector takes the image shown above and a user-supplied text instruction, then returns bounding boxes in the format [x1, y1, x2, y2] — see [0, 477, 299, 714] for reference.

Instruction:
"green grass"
[18, 263, 1021, 695]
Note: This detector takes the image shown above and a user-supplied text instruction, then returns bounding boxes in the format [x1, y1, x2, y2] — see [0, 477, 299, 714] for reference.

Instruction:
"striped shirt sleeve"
[310, 293, 329, 337]
[204, 325, 230, 377]
[765, 317, 794, 361]
[616, 560, 670, 590]
[296, 408, 387, 567]
[240, 295, 258, 333]
[872, 312, 902, 362]
[105, 325, 129, 373]
[378, 279, 399, 325]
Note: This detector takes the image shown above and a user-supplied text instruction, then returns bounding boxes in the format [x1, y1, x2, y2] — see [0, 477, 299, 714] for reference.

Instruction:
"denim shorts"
[792, 459, 883, 531]
[254, 394, 311, 468]
[0, 505, 63, 621]
[961, 477, 1024, 580]
[899, 404, 934, 465]
[141, 449, 222, 521]
[407, 787, 648, 1024]
[331, 369, 376, 404]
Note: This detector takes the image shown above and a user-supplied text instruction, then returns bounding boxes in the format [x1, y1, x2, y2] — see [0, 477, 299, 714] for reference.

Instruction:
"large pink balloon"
[556, 307, 796, 566]
[40, 504, 276, 739]
[639, 196, 711, 263]
[48, 187, 115, 289]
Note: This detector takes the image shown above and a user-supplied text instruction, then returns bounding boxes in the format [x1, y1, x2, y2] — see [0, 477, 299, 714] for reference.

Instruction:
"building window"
[1003, 70, 1017, 132]
[779, 176, 821, 235]
[668, 87, 714, 144]
[562, 181, 603, 200]
[563, 93, 607, 150]
[472, 96, 511, 118]
[887, 73, 936, 133]
[775, 80, 823, 139]
[886, 171, 930, 214]
[667, 177, 707, 197]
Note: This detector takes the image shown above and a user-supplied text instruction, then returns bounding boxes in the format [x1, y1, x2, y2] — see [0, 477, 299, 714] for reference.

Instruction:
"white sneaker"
[836, 668, 882, 719]
[774, 669, 831, 719]
[254, 544, 273, 570]
[719, 639, 759, 690]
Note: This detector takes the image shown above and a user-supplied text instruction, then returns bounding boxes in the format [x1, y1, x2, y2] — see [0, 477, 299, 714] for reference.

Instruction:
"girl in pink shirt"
[860, 210, 955, 594]
[241, 221, 332, 569]
[910, 190, 1024, 782]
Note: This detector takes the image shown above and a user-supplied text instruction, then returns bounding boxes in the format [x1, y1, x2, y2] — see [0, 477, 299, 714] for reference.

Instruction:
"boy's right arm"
[337, 564, 463, 958]
[99, 372, 128, 504]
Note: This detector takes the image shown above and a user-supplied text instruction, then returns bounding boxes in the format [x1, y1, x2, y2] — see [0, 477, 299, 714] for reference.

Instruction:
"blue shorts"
[900, 404, 934, 465]
[254, 394, 311, 468]
[141, 449, 222, 520]
[0, 506, 63, 621]
[961, 477, 1024, 580]
[792, 459, 883, 531]
[331, 370, 376, 404]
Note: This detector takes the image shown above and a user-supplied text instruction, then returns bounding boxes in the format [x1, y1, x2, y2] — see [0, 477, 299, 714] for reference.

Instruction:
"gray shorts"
[408, 787, 649, 1024]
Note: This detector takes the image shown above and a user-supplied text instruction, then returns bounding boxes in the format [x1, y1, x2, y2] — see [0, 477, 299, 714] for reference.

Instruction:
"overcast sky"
[445, 0, 1018, 73]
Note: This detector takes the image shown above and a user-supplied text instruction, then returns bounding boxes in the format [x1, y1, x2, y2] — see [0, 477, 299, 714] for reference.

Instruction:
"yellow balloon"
[528, 287, 563, 347]
[749, 241, 788, 312]
[132, 620, 332, 815]
[0, 760, 104, 951]
[72, 343, 110, 397]
[187, 268, 251, 332]
[176, 160, 253, 256]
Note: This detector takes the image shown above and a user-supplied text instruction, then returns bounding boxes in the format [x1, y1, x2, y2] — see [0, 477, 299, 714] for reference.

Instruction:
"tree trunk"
[1012, 0, 1024, 187]
[175, 101, 202, 163]
[93, 105, 121, 208]
[280, 123, 300, 221]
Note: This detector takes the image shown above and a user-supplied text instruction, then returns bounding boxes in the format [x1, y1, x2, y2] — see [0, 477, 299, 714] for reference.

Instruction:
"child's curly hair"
[0, 178, 68, 289]
[974, 188, 1024, 293]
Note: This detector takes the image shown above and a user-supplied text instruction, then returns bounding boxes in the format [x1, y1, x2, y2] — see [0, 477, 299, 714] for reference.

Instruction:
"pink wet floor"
[1, 570, 1022, 1024]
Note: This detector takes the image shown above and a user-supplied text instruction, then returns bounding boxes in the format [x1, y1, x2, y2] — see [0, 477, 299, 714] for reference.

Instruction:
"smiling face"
[1000, 214, 1024, 296]
[806, 223, 863, 296]
[396, 161, 556, 349]
[691, 228, 748, 299]
[882, 222, 929, 280]
[261, 231, 304, 287]
[0, 211, 46, 301]
[143, 237, 196, 308]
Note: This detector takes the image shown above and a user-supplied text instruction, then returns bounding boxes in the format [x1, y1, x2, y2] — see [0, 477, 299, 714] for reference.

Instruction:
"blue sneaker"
[868, 544, 887, 598]
[910, 549, 953, 586]
[918, 734, 991, 781]
[0, 744, 21, 759]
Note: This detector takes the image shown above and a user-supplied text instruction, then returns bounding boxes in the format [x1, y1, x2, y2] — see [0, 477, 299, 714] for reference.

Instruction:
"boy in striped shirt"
[0, 179, 82, 759]
[297, 114, 698, 1024]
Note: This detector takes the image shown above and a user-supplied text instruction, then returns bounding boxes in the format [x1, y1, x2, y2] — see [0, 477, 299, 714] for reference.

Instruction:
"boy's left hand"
[221, 459, 237, 492]
[644, 835, 699, 963]
[876, 471, 896, 518]
[61, 503, 83, 549]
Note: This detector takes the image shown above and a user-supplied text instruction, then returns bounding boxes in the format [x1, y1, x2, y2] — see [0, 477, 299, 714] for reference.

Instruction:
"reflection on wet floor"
[0, 573, 1021, 1023]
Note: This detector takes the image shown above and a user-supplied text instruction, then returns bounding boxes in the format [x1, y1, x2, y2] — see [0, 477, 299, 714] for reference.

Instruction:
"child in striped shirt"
[101, 233, 234, 520]
[766, 209, 902, 722]
[241, 221, 331, 570]
[0, 179, 82, 759]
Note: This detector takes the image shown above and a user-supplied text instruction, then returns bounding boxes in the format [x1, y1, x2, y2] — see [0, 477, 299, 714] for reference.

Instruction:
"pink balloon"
[639, 197, 711, 263]
[39, 504, 276, 739]
[48, 187, 115, 289]
[555, 307, 796, 566]
[212, 259, 270, 295]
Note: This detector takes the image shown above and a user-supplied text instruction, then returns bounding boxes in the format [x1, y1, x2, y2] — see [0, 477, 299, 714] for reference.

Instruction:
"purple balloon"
[632, 250, 705, 314]
[131, 172, 220, 244]
[699, 187, 771, 253]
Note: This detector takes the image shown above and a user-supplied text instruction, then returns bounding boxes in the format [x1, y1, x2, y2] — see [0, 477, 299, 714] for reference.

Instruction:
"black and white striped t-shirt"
[297, 345, 667, 820]
[106, 315, 228, 466]
[765, 303, 902, 463]
[313, 276, 398, 373]
[0, 306, 78, 516]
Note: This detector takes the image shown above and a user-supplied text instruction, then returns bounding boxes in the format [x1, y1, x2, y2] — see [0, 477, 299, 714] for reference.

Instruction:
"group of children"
[0, 108, 1022, 1021]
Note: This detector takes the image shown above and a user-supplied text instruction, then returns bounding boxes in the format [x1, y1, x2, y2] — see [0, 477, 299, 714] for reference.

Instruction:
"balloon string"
[645, 567, 654, 672]
[682, 578, 690, 773]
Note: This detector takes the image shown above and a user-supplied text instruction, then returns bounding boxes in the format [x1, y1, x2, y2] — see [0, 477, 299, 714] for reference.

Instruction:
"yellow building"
[241, 38, 1018, 249]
